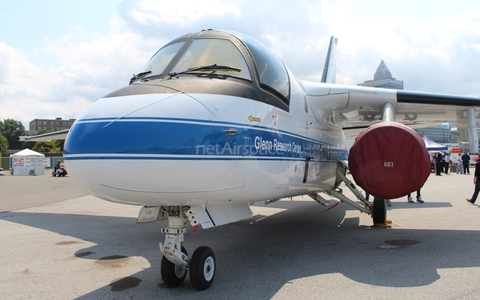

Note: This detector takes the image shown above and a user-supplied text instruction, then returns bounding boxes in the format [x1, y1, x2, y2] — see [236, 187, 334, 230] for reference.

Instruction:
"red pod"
[348, 122, 431, 199]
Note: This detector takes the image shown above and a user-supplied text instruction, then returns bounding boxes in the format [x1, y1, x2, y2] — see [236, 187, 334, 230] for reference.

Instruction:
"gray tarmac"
[1, 170, 480, 299]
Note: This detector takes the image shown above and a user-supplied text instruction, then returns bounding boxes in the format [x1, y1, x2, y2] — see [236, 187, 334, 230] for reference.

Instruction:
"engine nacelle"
[348, 122, 431, 199]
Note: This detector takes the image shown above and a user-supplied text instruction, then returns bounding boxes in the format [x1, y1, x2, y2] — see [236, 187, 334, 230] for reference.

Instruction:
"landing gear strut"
[317, 162, 391, 227]
[159, 206, 216, 290]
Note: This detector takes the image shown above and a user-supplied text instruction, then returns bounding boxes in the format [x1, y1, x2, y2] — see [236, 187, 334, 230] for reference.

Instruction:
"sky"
[1, 0, 480, 130]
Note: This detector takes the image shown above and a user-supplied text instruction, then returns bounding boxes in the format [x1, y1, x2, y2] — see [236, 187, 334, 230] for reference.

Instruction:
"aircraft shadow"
[3, 201, 480, 299]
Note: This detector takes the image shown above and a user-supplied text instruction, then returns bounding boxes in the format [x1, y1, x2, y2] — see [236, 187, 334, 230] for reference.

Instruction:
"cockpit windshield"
[234, 32, 290, 100]
[170, 39, 251, 80]
[124, 30, 290, 111]
[139, 41, 185, 78]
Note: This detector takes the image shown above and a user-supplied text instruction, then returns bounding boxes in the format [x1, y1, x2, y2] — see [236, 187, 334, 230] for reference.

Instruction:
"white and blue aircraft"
[25, 29, 480, 290]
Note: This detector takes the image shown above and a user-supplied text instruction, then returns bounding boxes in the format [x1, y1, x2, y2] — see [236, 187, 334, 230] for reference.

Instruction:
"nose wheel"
[159, 206, 216, 290]
[161, 246, 188, 287]
[189, 246, 216, 290]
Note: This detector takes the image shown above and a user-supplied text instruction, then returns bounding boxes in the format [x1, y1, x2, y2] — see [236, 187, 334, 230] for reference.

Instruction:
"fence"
[1, 152, 63, 171]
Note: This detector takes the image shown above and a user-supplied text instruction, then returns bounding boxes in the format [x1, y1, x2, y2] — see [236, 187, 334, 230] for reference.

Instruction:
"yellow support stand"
[375, 219, 392, 228]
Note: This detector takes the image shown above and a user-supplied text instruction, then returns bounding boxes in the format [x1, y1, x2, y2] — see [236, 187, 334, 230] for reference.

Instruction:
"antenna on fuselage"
[321, 36, 338, 84]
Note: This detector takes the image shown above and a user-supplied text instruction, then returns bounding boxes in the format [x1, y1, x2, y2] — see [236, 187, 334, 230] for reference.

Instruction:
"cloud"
[125, 0, 241, 27]
[0, 22, 154, 128]
[117, 0, 243, 40]
[0, 42, 64, 124]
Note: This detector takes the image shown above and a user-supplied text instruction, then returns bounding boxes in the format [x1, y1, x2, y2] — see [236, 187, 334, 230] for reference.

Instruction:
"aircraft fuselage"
[64, 76, 348, 206]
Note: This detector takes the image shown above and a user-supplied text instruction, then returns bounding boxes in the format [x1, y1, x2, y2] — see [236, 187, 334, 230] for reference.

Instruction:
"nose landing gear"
[159, 206, 216, 290]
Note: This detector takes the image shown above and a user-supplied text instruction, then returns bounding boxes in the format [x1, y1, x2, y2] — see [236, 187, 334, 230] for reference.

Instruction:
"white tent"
[10, 149, 48, 176]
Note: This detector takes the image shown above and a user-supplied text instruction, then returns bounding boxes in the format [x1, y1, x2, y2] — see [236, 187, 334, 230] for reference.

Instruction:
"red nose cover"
[348, 122, 431, 199]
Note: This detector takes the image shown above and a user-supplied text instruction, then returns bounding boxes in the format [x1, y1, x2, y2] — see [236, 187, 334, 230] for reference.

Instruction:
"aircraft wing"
[326, 85, 480, 138]
[19, 129, 70, 142]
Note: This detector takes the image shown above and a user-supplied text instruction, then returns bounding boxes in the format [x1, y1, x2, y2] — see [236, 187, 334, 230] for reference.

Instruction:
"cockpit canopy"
[132, 29, 290, 108]
[143, 38, 251, 80]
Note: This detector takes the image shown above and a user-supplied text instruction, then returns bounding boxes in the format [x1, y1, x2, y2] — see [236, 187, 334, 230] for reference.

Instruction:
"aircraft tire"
[161, 246, 188, 287]
[372, 197, 387, 225]
[189, 246, 215, 290]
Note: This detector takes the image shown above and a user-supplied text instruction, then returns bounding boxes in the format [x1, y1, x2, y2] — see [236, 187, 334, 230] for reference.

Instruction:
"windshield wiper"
[169, 64, 241, 78]
[129, 71, 152, 84]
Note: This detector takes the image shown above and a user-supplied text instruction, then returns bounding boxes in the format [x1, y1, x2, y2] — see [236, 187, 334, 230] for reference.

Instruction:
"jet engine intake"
[348, 122, 431, 199]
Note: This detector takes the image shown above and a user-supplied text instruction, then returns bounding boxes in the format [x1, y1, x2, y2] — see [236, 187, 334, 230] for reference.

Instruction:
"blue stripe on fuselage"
[64, 117, 348, 161]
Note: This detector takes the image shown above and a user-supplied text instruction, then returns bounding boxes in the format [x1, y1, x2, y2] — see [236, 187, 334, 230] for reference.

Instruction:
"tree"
[0, 119, 27, 150]
[0, 133, 8, 154]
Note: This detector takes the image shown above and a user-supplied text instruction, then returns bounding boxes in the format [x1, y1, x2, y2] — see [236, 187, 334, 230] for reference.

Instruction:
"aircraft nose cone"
[64, 92, 214, 156]
[62, 91, 246, 206]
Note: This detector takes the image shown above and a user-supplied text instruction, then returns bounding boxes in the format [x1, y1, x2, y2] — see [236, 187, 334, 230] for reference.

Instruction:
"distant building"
[415, 124, 454, 144]
[358, 60, 404, 90]
[29, 117, 75, 134]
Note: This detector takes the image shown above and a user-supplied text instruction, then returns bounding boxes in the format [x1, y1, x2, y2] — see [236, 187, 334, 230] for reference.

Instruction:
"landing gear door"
[189, 203, 253, 229]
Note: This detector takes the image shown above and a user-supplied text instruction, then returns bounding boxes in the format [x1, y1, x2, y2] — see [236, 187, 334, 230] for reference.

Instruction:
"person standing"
[444, 152, 450, 174]
[431, 154, 435, 173]
[466, 154, 480, 204]
[462, 151, 471, 175]
[456, 154, 463, 174]
[407, 189, 424, 203]
[435, 152, 443, 176]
